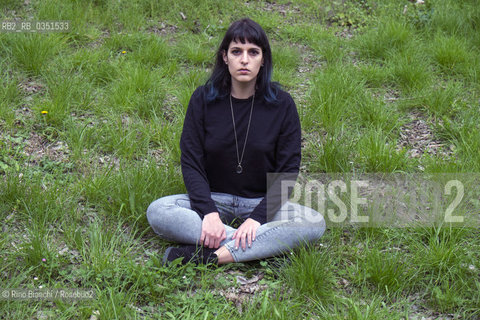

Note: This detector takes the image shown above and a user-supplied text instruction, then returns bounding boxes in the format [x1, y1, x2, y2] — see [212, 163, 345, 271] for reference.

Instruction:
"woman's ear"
[222, 50, 228, 64]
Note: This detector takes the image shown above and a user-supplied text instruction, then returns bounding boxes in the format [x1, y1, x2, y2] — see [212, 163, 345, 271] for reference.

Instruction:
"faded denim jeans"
[146, 192, 326, 262]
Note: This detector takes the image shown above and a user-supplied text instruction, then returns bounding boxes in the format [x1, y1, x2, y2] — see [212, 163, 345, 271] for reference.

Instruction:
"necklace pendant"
[236, 164, 243, 174]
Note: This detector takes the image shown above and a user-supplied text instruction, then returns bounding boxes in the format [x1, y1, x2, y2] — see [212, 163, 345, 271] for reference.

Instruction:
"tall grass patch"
[354, 20, 414, 61]
[35, 71, 96, 126]
[103, 33, 155, 56]
[6, 33, 67, 75]
[387, 45, 431, 92]
[175, 69, 210, 110]
[356, 247, 414, 294]
[357, 62, 391, 88]
[33, 0, 104, 43]
[272, 43, 301, 87]
[136, 0, 236, 32]
[409, 226, 476, 313]
[356, 129, 410, 172]
[67, 48, 120, 86]
[80, 159, 183, 223]
[63, 119, 100, 162]
[420, 80, 465, 118]
[92, 115, 150, 159]
[106, 63, 167, 118]
[0, 0, 22, 12]
[427, 0, 474, 37]
[241, 291, 306, 319]
[281, 22, 330, 47]
[431, 33, 471, 76]
[354, 98, 399, 132]
[303, 66, 365, 133]
[104, 0, 147, 31]
[175, 34, 216, 66]
[448, 109, 480, 171]
[0, 66, 20, 126]
[280, 244, 335, 300]
[303, 132, 355, 173]
[130, 36, 175, 70]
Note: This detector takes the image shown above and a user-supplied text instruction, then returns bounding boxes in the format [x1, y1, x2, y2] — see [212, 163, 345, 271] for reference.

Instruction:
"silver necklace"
[229, 93, 254, 174]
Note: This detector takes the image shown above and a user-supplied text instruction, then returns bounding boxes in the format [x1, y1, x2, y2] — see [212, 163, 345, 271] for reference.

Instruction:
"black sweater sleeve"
[248, 94, 301, 224]
[180, 87, 218, 218]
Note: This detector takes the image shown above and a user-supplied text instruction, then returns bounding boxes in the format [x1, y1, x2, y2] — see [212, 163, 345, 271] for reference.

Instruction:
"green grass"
[1, 0, 480, 318]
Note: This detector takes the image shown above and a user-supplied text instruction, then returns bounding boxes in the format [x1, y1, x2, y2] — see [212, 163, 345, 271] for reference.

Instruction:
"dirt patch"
[147, 22, 179, 36]
[261, 1, 302, 17]
[88, 29, 111, 49]
[212, 271, 270, 312]
[397, 112, 454, 159]
[335, 28, 355, 39]
[18, 78, 46, 95]
[23, 133, 70, 164]
[382, 88, 401, 103]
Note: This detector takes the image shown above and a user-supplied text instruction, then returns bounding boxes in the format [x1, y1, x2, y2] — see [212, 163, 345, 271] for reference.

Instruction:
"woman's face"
[223, 40, 264, 87]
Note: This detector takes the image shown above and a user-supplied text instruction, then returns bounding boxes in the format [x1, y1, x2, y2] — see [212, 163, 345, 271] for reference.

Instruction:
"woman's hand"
[232, 218, 261, 251]
[201, 212, 226, 249]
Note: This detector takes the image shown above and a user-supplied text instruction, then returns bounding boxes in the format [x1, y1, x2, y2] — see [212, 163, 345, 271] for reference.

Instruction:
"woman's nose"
[241, 51, 248, 64]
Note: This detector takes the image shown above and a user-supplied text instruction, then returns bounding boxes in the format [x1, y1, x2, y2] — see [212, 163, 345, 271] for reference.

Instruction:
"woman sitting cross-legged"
[146, 18, 326, 265]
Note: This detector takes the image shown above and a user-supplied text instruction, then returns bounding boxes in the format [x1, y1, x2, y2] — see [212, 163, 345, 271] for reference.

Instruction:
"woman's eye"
[231, 49, 241, 55]
[249, 50, 259, 56]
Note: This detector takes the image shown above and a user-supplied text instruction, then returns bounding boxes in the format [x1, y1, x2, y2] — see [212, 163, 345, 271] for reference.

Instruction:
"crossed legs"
[146, 193, 326, 264]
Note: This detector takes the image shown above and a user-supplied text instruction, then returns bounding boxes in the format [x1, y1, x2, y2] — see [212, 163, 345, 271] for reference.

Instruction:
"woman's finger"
[204, 236, 210, 247]
[234, 234, 240, 250]
[241, 232, 247, 250]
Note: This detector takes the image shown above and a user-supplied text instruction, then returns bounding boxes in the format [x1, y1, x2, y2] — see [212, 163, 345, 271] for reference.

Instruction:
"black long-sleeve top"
[180, 86, 301, 224]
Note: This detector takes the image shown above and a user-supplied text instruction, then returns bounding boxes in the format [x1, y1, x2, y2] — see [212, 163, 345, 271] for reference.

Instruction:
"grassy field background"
[1, 0, 480, 319]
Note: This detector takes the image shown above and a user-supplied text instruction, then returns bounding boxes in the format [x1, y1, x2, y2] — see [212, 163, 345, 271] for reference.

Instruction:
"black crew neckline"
[230, 94, 255, 103]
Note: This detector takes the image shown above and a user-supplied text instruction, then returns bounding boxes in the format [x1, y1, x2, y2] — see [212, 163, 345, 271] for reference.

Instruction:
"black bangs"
[230, 26, 263, 48]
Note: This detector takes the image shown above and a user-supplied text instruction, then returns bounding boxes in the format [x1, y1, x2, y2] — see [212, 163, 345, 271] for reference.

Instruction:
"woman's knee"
[146, 200, 159, 224]
[296, 207, 326, 241]
[146, 196, 176, 236]
[146, 194, 184, 224]
[146, 199, 164, 228]
[312, 217, 326, 239]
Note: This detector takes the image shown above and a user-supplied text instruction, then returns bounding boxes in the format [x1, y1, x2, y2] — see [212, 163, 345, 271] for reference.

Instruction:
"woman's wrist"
[204, 211, 220, 219]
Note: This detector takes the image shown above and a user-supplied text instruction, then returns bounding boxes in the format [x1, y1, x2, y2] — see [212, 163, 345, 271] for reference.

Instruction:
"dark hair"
[205, 18, 279, 103]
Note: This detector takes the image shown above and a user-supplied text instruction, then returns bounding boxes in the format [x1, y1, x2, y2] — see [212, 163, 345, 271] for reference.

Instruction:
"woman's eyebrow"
[230, 46, 260, 50]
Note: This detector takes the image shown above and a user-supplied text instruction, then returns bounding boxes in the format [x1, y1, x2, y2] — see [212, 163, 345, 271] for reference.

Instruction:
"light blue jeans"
[146, 192, 326, 262]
